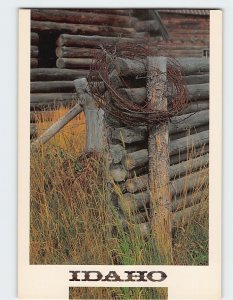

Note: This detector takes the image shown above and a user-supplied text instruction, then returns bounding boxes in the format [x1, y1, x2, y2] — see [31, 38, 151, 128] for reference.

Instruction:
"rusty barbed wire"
[87, 40, 189, 126]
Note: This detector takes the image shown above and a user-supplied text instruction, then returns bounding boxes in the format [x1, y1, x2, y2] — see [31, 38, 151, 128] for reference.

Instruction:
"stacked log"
[55, 34, 145, 71]
[29, 10, 209, 127]
[30, 69, 90, 110]
[31, 9, 137, 27]
[30, 8, 169, 131]
[31, 20, 138, 37]
[160, 12, 209, 57]
[156, 41, 209, 58]
[30, 9, 150, 136]
[31, 32, 39, 68]
[31, 9, 138, 37]
[103, 57, 209, 237]
[114, 57, 209, 77]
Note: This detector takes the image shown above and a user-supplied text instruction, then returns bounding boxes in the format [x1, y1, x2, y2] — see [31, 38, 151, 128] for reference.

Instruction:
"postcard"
[18, 8, 222, 299]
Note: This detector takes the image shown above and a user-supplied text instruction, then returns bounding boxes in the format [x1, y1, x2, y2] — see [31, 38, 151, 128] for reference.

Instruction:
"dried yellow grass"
[30, 108, 208, 269]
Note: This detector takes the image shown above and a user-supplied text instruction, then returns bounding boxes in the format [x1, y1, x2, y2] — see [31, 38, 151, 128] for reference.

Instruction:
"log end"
[56, 47, 63, 58]
[56, 58, 65, 69]
[56, 35, 64, 47]
[110, 166, 127, 182]
[122, 156, 135, 171]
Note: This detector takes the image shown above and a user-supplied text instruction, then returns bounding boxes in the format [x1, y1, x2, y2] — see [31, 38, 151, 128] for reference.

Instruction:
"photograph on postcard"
[30, 9, 209, 267]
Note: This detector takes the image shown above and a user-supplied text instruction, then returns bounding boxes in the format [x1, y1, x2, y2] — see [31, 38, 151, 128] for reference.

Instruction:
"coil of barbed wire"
[87, 42, 189, 126]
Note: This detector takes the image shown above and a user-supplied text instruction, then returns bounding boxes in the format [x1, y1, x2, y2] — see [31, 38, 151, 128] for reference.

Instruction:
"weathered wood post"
[74, 78, 105, 152]
[74, 78, 114, 248]
[147, 57, 173, 264]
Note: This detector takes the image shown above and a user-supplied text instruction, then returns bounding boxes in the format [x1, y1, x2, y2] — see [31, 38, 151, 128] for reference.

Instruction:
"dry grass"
[69, 287, 168, 300]
[30, 143, 159, 265]
[30, 106, 209, 284]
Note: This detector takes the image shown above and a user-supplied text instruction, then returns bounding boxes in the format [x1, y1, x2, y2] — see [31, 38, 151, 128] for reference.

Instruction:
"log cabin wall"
[30, 9, 210, 115]
[30, 9, 164, 114]
[96, 57, 209, 236]
[157, 10, 210, 58]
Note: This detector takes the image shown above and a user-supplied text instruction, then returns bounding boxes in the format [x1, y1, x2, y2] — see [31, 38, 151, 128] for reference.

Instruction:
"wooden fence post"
[74, 78, 105, 152]
[147, 56, 173, 264]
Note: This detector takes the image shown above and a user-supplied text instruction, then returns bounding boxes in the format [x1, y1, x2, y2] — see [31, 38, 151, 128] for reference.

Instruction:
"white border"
[0, 2, 232, 300]
[18, 9, 221, 300]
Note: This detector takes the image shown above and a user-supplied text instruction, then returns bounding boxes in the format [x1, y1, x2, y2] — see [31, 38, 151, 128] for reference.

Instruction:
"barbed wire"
[87, 41, 189, 126]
